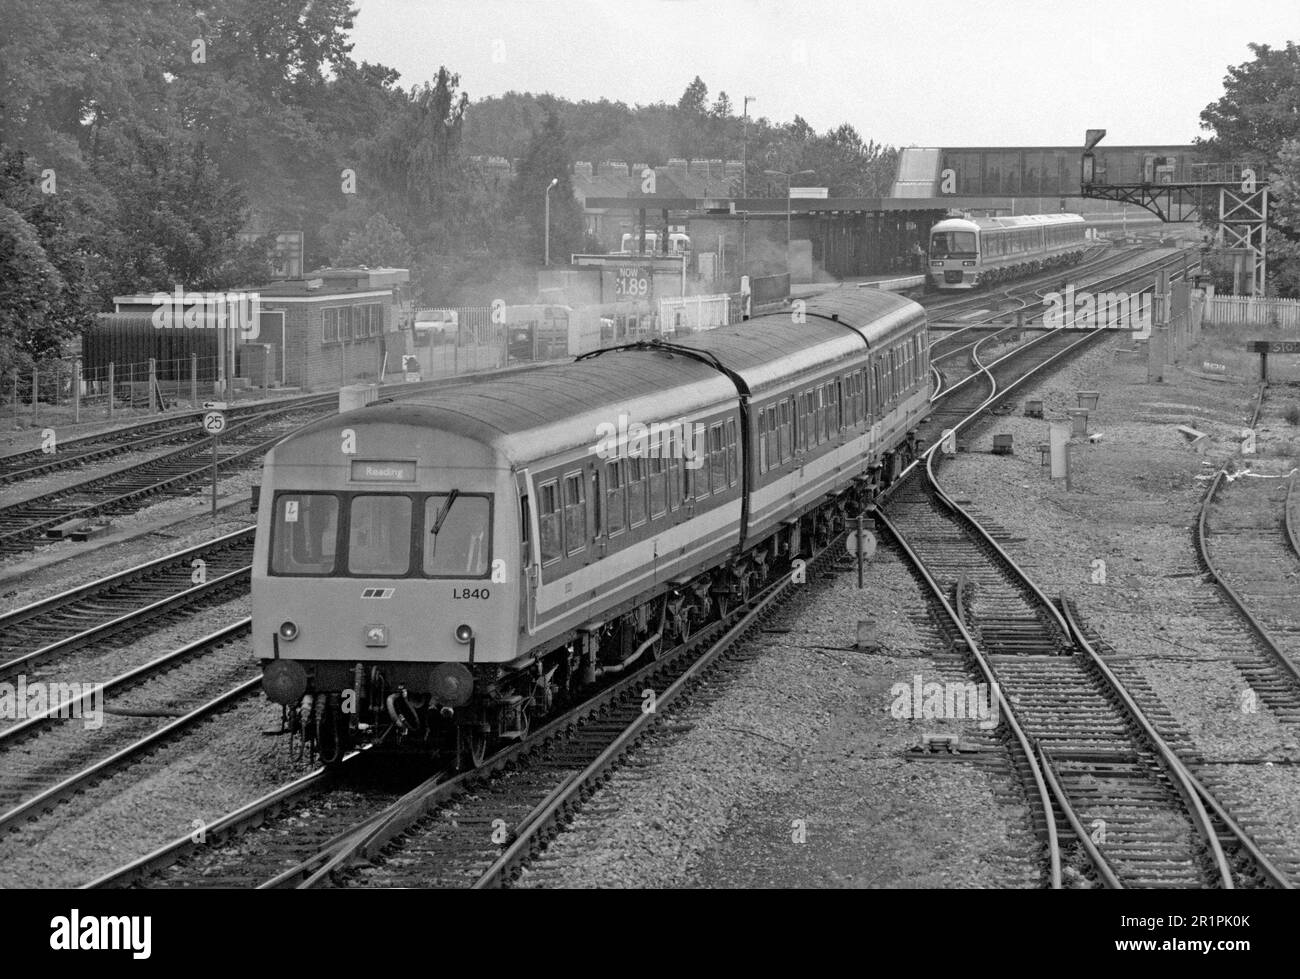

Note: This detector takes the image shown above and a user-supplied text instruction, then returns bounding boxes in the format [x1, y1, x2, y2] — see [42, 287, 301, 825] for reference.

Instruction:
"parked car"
[412, 308, 459, 345]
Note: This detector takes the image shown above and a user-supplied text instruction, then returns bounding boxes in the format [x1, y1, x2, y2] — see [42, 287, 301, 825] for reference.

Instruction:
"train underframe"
[279, 435, 920, 769]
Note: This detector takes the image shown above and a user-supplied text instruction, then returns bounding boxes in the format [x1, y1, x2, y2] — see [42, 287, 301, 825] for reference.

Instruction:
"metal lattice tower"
[1080, 131, 1269, 295]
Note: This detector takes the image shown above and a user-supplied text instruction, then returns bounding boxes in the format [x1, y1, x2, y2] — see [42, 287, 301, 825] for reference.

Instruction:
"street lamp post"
[764, 168, 814, 273]
[741, 96, 755, 272]
[544, 176, 558, 266]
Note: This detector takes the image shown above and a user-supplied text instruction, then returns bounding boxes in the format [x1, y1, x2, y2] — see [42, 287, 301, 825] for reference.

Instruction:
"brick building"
[255, 268, 409, 390]
[110, 267, 410, 393]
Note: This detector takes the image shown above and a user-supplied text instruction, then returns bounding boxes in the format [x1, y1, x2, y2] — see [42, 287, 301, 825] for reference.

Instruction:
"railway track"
[0, 369, 556, 560]
[91, 517, 863, 889]
[880, 321, 1296, 887]
[0, 620, 257, 838]
[0, 395, 334, 487]
[0, 527, 254, 681]
[0, 404, 313, 559]
[928, 248, 1197, 398]
[84, 299, 1132, 890]
[1196, 381, 1300, 673]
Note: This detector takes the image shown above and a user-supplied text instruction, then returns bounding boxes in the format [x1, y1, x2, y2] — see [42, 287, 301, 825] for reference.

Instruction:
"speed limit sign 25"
[202, 410, 227, 435]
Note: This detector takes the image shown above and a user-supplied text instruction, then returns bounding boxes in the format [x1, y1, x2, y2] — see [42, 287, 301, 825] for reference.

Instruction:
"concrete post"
[108, 362, 115, 419]
[73, 357, 81, 424]
[148, 357, 158, 412]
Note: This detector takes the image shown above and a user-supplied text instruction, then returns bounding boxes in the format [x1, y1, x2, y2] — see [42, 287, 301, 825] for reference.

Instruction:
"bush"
[1284, 403, 1300, 426]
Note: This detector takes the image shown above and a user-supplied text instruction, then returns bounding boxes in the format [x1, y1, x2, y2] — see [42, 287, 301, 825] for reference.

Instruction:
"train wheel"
[459, 725, 489, 769]
[517, 701, 532, 739]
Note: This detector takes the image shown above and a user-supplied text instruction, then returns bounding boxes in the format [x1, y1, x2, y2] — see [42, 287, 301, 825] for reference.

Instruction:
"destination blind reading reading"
[349, 460, 417, 482]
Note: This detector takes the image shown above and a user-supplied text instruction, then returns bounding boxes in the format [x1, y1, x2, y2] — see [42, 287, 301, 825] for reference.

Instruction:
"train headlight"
[262, 659, 308, 705]
[962, 261, 976, 267]
[279, 620, 299, 641]
[454, 623, 474, 644]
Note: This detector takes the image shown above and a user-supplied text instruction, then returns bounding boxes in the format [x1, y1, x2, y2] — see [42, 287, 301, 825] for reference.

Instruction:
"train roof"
[931, 213, 1085, 232]
[315, 355, 735, 465]
[284, 287, 926, 467]
[672, 287, 924, 394]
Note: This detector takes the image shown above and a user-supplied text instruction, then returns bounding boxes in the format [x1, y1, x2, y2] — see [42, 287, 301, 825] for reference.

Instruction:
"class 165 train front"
[252, 403, 520, 766]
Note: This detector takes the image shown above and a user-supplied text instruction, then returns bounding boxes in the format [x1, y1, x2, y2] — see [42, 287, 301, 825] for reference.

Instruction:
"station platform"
[790, 273, 927, 300]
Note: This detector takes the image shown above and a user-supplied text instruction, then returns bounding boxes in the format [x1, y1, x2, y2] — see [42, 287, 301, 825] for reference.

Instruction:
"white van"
[413, 308, 459, 344]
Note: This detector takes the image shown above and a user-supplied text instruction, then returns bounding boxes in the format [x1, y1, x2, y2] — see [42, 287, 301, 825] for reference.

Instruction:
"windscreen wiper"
[430, 488, 460, 539]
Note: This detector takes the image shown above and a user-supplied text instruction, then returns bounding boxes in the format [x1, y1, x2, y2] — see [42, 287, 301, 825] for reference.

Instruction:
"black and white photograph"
[0, 0, 1297, 954]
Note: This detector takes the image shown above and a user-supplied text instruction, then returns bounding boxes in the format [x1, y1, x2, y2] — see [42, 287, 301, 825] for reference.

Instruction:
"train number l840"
[452, 588, 490, 600]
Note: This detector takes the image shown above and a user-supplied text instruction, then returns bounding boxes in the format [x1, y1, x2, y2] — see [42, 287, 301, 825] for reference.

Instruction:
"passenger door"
[517, 469, 540, 634]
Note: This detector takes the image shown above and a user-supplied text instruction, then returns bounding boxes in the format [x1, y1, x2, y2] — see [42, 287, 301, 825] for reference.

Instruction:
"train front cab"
[251, 408, 526, 764]
[929, 226, 981, 290]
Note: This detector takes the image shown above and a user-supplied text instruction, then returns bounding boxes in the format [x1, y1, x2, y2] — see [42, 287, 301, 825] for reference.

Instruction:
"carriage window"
[759, 403, 769, 468]
[726, 418, 738, 486]
[649, 456, 668, 517]
[628, 458, 648, 525]
[709, 424, 726, 492]
[605, 460, 626, 535]
[424, 494, 491, 577]
[816, 388, 827, 443]
[348, 495, 412, 576]
[667, 456, 681, 510]
[693, 442, 710, 498]
[779, 400, 792, 461]
[758, 410, 768, 474]
[563, 472, 586, 555]
[271, 493, 338, 575]
[538, 480, 562, 565]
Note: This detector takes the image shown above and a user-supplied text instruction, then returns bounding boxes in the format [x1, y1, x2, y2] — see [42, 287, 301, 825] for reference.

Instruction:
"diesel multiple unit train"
[928, 213, 1087, 290]
[252, 288, 932, 766]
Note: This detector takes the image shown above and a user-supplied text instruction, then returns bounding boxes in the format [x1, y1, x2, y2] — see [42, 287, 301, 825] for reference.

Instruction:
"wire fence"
[3, 354, 224, 428]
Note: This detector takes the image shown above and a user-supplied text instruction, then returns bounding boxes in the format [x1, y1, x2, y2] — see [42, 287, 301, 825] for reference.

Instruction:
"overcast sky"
[348, 0, 1297, 147]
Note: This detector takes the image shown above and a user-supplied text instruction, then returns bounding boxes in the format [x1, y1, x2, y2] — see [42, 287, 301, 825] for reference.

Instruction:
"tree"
[1265, 139, 1300, 297]
[508, 112, 584, 266]
[1198, 42, 1300, 295]
[0, 152, 100, 372]
[677, 76, 708, 116]
[1199, 42, 1300, 164]
[336, 213, 412, 268]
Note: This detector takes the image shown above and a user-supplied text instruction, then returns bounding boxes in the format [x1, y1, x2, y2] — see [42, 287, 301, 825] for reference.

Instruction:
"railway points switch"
[1036, 442, 1052, 466]
[992, 434, 1014, 455]
[1077, 391, 1100, 410]
[1024, 399, 1044, 418]
[1069, 410, 1089, 438]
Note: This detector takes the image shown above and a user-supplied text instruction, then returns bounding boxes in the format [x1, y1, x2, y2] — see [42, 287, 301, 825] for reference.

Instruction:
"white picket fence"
[1205, 294, 1300, 329]
[658, 294, 732, 334]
